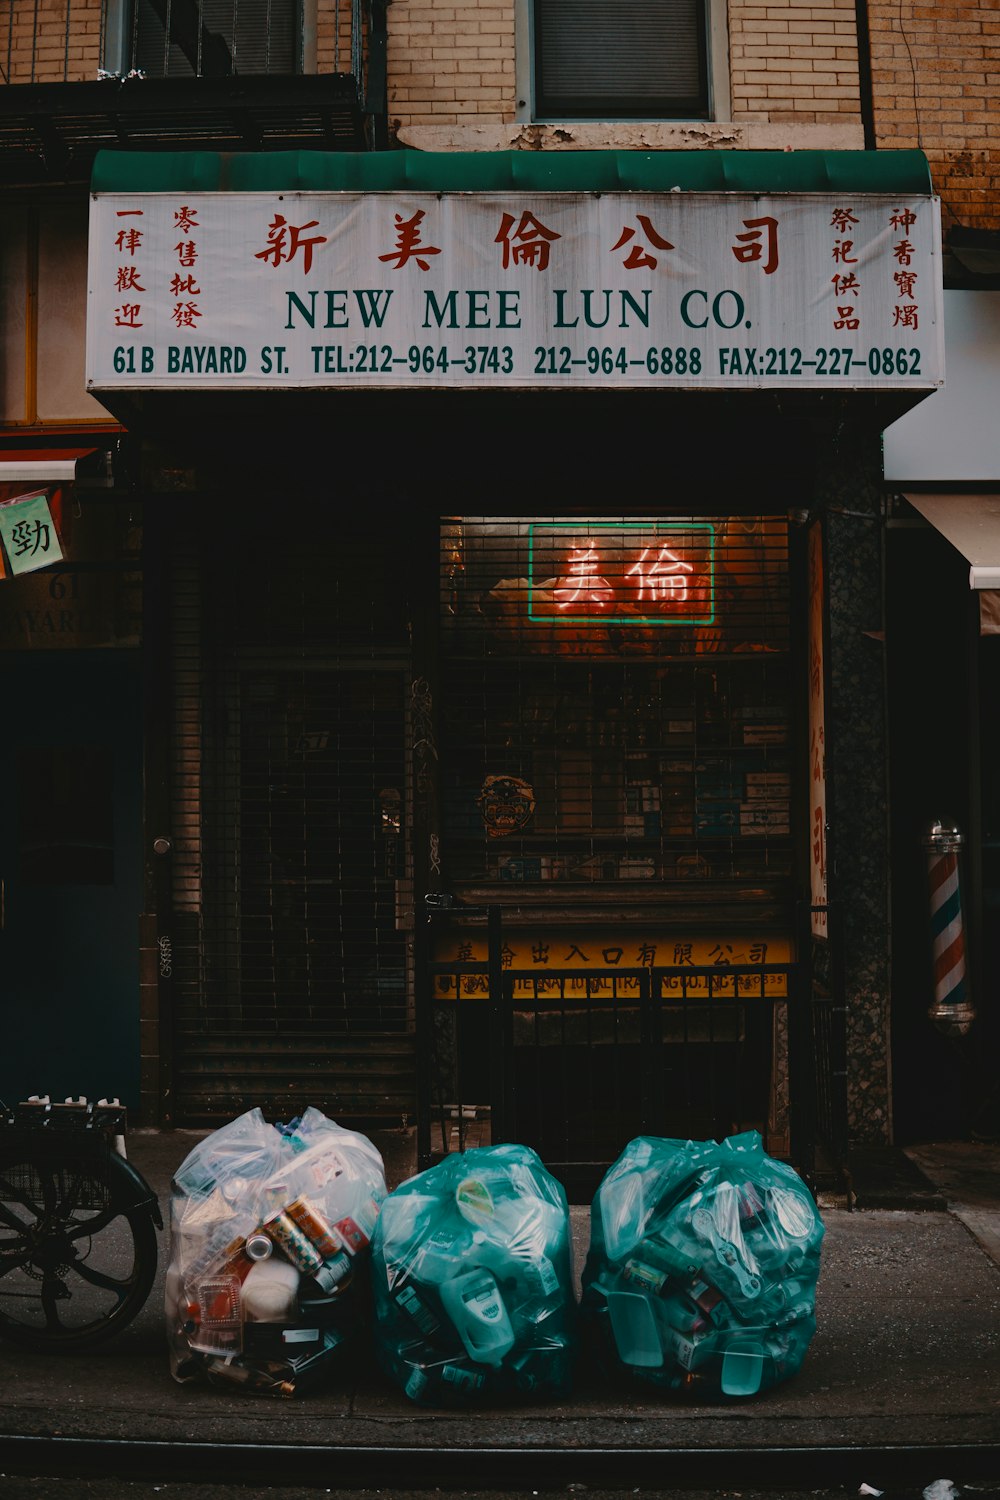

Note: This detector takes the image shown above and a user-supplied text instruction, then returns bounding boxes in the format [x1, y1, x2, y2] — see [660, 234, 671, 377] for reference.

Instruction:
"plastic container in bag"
[580, 1131, 824, 1399]
[370, 1143, 576, 1405]
[165, 1106, 387, 1395]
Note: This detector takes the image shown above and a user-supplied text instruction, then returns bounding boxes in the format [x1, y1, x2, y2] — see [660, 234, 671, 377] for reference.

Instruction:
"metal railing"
[3, 0, 369, 92]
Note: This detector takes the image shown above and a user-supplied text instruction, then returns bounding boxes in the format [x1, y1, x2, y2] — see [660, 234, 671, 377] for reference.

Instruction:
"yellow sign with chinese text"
[433, 931, 791, 999]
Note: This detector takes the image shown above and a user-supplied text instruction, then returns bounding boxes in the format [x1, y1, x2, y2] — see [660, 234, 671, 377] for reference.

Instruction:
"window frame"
[102, 0, 315, 78]
[517, 0, 728, 125]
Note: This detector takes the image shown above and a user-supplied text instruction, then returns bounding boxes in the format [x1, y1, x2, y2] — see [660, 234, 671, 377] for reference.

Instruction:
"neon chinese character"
[732, 216, 779, 274]
[893, 238, 916, 267]
[893, 304, 919, 329]
[174, 206, 199, 232]
[833, 305, 860, 331]
[170, 273, 201, 296]
[10, 518, 50, 557]
[554, 546, 615, 610]
[115, 266, 145, 292]
[171, 302, 202, 328]
[255, 214, 328, 273]
[830, 209, 860, 232]
[374, 210, 441, 271]
[831, 272, 861, 297]
[890, 209, 917, 231]
[611, 214, 675, 269]
[495, 211, 560, 271]
[626, 545, 694, 602]
[114, 227, 143, 256]
[894, 270, 918, 299]
[114, 304, 143, 328]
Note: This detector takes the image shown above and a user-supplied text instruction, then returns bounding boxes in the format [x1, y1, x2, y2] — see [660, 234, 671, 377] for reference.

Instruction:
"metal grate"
[439, 515, 792, 894]
[166, 500, 415, 1128]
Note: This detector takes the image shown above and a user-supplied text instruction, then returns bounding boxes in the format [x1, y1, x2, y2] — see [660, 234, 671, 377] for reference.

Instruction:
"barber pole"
[922, 818, 975, 1037]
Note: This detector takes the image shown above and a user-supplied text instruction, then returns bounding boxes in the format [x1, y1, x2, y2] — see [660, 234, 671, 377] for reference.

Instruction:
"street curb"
[1, 1435, 998, 1491]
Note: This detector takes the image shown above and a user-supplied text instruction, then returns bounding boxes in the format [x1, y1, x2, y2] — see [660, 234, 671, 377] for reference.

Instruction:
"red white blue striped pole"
[922, 818, 975, 1038]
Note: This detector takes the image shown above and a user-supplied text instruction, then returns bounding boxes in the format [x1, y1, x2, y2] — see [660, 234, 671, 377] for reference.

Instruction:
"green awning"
[90, 147, 934, 196]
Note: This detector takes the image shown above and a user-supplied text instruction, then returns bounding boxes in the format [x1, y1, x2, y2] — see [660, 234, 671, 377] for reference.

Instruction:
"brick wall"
[386, 0, 517, 129]
[387, 0, 864, 134]
[729, 0, 863, 125]
[868, 2, 1000, 232]
[1, 0, 103, 83]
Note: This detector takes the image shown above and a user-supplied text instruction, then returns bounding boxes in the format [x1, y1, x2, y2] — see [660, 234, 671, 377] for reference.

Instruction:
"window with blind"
[439, 516, 793, 900]
[533, 0, 709, 121]
[130, 0, 300, 77]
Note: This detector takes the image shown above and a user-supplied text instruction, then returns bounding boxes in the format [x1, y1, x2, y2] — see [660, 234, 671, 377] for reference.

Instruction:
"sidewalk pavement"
[0, 1126, 998, 1491]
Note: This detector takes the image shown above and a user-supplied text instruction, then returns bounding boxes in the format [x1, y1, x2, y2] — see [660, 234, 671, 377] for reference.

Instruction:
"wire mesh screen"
[167, 503, 414, 1128]
[439, 516, 792, 890]
[427, 516, 800, 1183]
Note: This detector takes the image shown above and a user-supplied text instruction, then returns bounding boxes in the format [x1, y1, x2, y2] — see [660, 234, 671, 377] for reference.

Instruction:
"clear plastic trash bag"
[370, 1143, 576, 1405]
[165, 1106, 387, 1395]
[580, 1130, 824, 1399]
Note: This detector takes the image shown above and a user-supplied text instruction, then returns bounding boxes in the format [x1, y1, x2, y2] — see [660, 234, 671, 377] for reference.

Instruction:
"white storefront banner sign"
[86, 190, 944, 392]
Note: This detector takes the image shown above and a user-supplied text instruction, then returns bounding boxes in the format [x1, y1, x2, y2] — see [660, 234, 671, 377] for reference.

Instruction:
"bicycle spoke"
[0, 1246, 34, 1278]
[0, 1110, 158, 1350]
[64, 1204, 120, 1240]
[0, 1198, 33, 1234]
[40, 1276, 72, 1333]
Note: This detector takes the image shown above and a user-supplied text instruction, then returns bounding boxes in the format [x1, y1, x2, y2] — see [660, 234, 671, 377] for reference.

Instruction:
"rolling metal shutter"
[534, 0, 708, 119]
[166, 498, 414, 1128]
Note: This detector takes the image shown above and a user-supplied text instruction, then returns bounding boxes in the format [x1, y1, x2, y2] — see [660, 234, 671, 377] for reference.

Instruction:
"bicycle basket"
[0, 1102, 127, 1213]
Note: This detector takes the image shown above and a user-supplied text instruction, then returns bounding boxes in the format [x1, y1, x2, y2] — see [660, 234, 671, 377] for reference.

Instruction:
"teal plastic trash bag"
[580, 1131, 824, 1399]
[165, 1107, 387, 1395]
[370, 1143, 576, 1405]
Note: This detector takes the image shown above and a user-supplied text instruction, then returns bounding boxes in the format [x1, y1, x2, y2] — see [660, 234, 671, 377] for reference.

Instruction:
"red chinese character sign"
[528, 522, 715, 626]
[86, 191, 944, 392]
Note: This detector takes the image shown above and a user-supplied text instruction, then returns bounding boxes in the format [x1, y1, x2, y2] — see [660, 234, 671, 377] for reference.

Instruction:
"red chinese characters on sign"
[113, 209, 144, 328]
[828, 207, 862, 331]
[611, 215, 675, 269]
[495, 211, 560, 271]
[171, 207, 202, 328]
[732, 216, 779, 274]
[826, 203, 923, 333]
[255, 213, 328, 273]
[375, 210, 441, 271]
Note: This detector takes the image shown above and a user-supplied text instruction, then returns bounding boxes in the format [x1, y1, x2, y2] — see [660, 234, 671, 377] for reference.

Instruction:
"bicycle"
[0, 1096, 162, 1352]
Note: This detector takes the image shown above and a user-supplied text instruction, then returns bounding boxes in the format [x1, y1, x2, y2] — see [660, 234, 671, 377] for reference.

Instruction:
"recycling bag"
[165, 1106, 387, 1394]
[580, 1131, 824, 1399]
[371, 1143, 576, 1405]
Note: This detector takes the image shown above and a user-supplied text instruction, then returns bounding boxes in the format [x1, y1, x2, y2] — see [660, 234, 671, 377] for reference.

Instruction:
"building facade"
[0, 1, 995, 1184]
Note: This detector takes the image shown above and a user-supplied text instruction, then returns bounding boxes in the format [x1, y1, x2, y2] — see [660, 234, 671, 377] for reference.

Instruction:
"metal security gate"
[422, 513, 818, 1194]
[421, 900, 821, 1201]
[163, 498, 416, 1128]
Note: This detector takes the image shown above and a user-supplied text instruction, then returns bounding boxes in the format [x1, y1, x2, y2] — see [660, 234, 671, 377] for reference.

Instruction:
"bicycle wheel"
[0, 1146, 158, 1352]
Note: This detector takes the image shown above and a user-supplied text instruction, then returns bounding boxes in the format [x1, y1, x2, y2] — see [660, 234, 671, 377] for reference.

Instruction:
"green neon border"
[527, 521, 716, 626]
